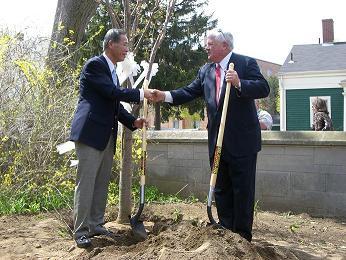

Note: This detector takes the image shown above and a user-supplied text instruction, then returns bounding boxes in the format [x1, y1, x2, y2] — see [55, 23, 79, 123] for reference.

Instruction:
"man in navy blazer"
[70, 29, 153, 248]
[152, 29, 269, 242]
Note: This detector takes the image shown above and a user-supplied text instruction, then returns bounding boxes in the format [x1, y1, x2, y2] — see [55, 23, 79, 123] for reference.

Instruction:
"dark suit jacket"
[170, 53, 270, 163]
[70, 55, 140, 151]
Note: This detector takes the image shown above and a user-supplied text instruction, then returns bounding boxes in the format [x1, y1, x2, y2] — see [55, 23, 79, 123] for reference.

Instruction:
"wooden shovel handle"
[216, 63, 234, 147]
[140, 79, 149, 181]
[142, 79, 149, 152]
[210, 63, 234, 187]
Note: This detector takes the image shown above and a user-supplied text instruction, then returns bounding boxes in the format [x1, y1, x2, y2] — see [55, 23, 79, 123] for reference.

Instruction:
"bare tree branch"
[130, 0, 142, 35]
[145, 0, 176, 80]
[132, 0, 161, 55]
[132, 18, 151, 55]
[123, 0, 132, 39]
[103, 0, 121, 28]
[131, 0, 142, 17]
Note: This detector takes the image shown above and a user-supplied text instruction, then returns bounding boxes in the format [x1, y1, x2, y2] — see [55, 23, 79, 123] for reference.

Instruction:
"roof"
[279, 42, 346, 74]
[255, 58, 281, 77]
[255, 58, 281, 66]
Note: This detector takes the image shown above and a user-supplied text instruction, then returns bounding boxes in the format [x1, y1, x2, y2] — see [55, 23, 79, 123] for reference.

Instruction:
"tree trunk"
[154, 103, 161, 130]
[116, 127, 133, 223]
[47, 0, 98, 68]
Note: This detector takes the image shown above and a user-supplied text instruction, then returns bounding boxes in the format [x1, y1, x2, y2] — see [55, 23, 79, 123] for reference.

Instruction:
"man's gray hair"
[103, 28, 126, 51]
[207, 29, 234, 49]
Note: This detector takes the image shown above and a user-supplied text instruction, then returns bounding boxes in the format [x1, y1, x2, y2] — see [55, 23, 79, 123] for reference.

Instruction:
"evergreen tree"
[260, 75, 279, 115]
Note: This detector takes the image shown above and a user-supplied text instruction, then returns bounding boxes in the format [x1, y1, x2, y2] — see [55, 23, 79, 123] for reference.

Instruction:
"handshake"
[143, 89, 166, 103]
[134, 89, 166, 129]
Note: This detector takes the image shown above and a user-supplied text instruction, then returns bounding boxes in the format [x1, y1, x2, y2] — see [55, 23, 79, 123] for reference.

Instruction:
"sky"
[0, 0, 57, 36]
[0, 0, 345, 64]
[211, 0, 346, 64]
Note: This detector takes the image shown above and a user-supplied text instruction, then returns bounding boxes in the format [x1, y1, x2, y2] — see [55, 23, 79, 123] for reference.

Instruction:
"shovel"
[207, 63, 234, 226]
[129, 79, 149, 240]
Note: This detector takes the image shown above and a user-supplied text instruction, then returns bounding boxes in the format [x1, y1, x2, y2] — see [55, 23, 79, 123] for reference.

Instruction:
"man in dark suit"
[70, 28, 153, 248]
[152, 29, 270, 242]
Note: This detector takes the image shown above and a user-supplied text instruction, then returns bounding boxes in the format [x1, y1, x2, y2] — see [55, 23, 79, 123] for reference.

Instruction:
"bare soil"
[0, 202, 345, 259]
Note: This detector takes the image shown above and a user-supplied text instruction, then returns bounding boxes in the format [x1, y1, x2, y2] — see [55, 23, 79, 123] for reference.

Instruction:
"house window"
[173, 120, 179, 129]
[309, 96, 331, 128]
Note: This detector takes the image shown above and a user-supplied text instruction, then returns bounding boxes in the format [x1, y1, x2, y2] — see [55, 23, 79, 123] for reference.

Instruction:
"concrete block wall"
[146, 130, 346, 217]
[147, 131, 210, 199]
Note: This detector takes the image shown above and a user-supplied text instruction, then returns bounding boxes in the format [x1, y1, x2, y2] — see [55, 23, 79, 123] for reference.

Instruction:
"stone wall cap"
[261, 131, 346, 146]
[148, 130, 207, 143]
[148, 130, 346, 146]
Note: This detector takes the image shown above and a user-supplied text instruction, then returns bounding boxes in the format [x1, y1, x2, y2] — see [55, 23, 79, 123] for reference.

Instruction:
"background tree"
[259, 75, 280, 115]
[47, 0, 99, 69]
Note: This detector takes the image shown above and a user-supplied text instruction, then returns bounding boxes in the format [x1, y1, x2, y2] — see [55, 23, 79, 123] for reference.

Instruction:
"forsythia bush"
[0, 30, 144, 215]
[0, 31, 80, 213]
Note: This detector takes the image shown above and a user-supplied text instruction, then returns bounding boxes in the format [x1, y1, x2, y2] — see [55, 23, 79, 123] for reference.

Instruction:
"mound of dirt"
[0, 202, 345, 259]
[84, 220, 260, 259]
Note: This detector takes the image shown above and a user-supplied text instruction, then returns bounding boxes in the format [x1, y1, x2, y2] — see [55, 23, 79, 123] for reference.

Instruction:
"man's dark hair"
[103, 29, 126, 51]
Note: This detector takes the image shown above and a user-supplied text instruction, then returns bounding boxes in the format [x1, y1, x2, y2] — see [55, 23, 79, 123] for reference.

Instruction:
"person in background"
[151, 29, 269, 242]
[70, 28, 153, 248]
[312, 98, 333, 131]
[255, 99, 272, 130]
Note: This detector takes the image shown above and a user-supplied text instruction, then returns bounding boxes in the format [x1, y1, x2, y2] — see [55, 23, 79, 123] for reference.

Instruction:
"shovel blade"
[207, 222, 225, 229]
[130, 217, 147, 240]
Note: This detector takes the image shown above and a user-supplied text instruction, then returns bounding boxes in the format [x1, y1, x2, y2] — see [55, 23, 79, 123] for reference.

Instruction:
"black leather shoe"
[89, 228, 115, 238]
[75, 235, 92, 248]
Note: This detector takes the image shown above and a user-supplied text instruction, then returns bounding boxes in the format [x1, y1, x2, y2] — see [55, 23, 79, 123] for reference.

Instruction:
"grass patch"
[0, 182, 198, 216]
[0, 187, 74, 215]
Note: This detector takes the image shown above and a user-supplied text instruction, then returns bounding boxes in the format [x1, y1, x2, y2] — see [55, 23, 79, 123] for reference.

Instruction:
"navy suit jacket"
[170, 53, 270, 163]
[70, 55, 140, 151]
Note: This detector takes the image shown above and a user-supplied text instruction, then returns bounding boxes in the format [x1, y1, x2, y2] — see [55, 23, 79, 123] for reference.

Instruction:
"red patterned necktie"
[215, 63, 221, 105]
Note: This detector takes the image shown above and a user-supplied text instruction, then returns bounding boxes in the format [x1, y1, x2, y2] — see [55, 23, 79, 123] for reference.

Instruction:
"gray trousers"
[73, 136, 114, 238]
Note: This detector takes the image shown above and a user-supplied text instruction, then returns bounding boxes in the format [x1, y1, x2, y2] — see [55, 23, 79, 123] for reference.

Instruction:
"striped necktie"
[111, 69, 118, 88]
